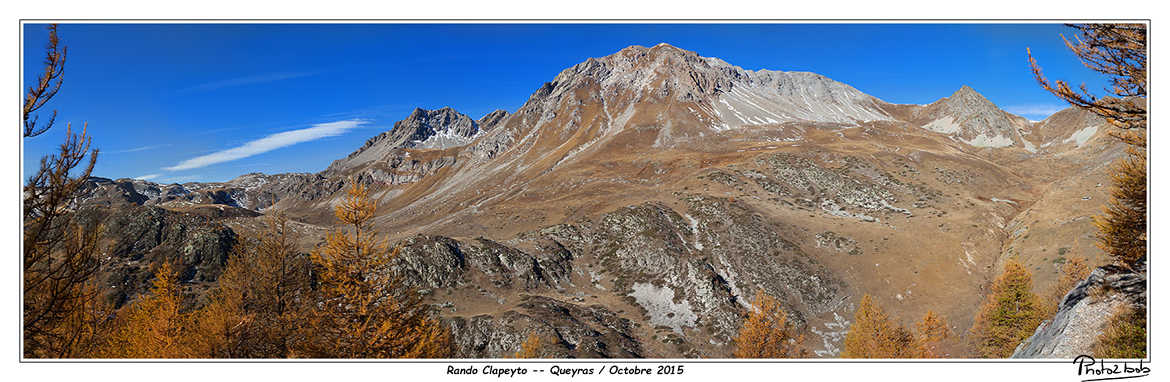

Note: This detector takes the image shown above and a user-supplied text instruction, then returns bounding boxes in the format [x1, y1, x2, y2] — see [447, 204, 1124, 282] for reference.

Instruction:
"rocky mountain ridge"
[75, 43, 1129, 358]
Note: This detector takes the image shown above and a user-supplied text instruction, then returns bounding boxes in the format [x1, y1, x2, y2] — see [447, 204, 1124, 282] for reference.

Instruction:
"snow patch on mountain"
[922, 116, 961, 134]
[415, 128, 481, 150]
[628, 282, 698, 334]
[1062, 125, 1100, 147]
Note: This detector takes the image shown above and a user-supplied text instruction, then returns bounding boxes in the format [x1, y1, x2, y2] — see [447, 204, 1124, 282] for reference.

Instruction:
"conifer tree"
[733, 290, 806, 358]
[842, 295, 915, 358]
[841, 295, 953, 358]
[914, 310, 951, 358]
[1028, 24, 1145, 133]
[200, 214, 312, 358]
[102, 263, 194, 358]
[302, 182, 451, 358]
[1095, 151, 1146, 268]
[970, 259, 1042, 358]
[185, 281, 248, 358]
[514, 333, 547, 359]
[22, 23, 105, 358]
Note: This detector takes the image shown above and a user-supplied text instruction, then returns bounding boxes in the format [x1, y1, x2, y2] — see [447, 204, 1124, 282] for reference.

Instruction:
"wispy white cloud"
[179, 71, 315, 93]
[110, 144, 171, 154]
[135, 173, 161, 181]
[163, 119, 367, 171]
[1004, 104, 1068, 119]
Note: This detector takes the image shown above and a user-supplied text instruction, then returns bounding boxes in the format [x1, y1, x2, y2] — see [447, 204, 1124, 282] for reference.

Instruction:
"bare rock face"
[476, 109, 510, 132]
[1012, 259, 1147, 358]
[363, 107, 481, 150]
[466, 43, 896, 162]
[447, 295, 643, 358]
[391, 235, 573, 290]
[74, 204, 239, 308]
[293, 106, 492, 193]
[585, 44, 894, 127]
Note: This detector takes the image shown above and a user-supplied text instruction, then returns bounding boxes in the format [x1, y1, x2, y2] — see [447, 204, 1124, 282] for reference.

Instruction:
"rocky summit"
[76, 43, 1128, 358]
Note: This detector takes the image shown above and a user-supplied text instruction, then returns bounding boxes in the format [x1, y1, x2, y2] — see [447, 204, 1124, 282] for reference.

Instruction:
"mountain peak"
[615, 42, 687, 55]
[326, 106, 482, 174]
[392, 107, 478, 149]
[518, 42, 893, 134]
[926, 85, 998, 114]
[408, 106, 460, 119]
[917, 85, 1027, 148]
[951, 84, 984, 98]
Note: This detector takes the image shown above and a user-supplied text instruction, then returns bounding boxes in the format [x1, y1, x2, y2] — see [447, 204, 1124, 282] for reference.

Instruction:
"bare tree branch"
[23, 24, 67, 138]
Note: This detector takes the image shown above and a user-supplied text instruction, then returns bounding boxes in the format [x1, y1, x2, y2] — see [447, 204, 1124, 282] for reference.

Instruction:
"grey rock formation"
[446, 295, 642, 358]
[1012, 260, 1147, 358]
[476, 109, 510, 132]
[74, 204, 240, 308]
[392, 235, 573, 290]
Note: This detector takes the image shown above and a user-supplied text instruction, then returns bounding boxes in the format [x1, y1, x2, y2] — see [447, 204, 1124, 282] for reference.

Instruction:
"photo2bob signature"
[1074, 355, 1151, 381]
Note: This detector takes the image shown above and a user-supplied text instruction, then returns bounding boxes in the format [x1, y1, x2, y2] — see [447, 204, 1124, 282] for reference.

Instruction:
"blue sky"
[21, 23, 1109, 183]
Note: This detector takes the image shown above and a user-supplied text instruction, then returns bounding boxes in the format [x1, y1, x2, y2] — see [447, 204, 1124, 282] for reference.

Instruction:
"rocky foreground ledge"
[1012, 259, 1146, 358]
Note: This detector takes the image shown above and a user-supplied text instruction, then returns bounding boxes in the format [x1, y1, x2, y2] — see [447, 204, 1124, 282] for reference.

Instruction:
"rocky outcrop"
[446, 295, 643, 358]
[1012, 259, 1147, 358]
[747, 152, 927, 222]
[74, 204, 239, 308]
[392, 235, 573, 290]
[476, 109, 510, 132]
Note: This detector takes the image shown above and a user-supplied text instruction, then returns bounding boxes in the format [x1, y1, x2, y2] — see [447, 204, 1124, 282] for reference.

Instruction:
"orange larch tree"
[914, 310, 951, 358]
[733, 290, 806, 358]
[301, 182, 451, 358]
[970, 259, 1042, 358]
[196, 214, 312, 358]
[22, 24, 106, 358]
[101, 263, 194, 358]
[842, 294, 916, 358]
